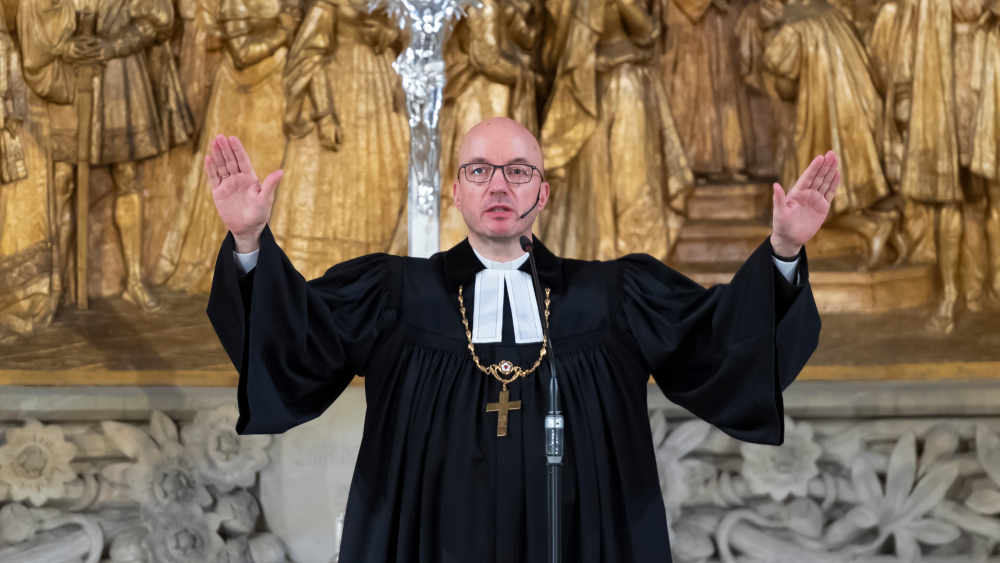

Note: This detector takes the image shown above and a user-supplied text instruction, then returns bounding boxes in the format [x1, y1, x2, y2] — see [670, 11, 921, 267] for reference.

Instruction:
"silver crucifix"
[369, 0, 479, 257]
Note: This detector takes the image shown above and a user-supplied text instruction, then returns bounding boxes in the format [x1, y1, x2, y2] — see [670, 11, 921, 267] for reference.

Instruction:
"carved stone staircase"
[670, 183, 936, 314]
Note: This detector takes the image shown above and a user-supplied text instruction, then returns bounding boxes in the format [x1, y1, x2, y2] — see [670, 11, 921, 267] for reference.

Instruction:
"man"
[206, 118, 835, 561]
[438, 0, 541, 248]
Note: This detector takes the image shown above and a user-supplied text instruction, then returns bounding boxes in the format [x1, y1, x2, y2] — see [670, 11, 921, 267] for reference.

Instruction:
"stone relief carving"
[0, 406, 283, 563]
[650, 411, 1000, 562]
[5, 407, 1000, 562]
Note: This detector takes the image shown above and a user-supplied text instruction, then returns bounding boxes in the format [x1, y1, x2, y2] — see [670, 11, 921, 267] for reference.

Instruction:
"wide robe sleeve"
[621, 237, 820, 445]
[207, 225, 399, 435]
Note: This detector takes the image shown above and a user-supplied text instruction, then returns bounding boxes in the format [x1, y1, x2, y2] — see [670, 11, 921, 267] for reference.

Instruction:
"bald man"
[206, 118, 833, 562]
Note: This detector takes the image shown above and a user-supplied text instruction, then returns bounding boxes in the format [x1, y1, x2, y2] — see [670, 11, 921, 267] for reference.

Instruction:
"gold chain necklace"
[458, 284, 551, 437]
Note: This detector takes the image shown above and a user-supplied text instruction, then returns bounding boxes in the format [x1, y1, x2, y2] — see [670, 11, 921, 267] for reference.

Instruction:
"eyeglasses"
[458, 162, 543, 184]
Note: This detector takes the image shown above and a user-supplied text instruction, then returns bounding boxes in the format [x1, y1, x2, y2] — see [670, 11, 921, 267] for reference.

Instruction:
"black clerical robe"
[207, 226, 820, 563]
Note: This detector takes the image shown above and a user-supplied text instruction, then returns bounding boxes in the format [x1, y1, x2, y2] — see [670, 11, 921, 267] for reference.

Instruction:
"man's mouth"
[485, 204, 515, 214]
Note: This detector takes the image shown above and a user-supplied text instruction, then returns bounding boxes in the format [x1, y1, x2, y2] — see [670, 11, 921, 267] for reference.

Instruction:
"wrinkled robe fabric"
[207, 228, 821, 562]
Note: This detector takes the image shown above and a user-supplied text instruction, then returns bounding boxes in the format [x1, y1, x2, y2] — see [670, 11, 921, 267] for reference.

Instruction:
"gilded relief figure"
[18, 0, 172, 311]
[539, 0, 693, 261]
[891, 0, 995, 331]
[146, 9, 195, 149]
[177, 0, 225, 135]
[438, 0, 542, 248]
[756, 0, 903, 268]
[154, 0, 298, 293]
[139, 0, 197, 279]
[867, 0, 908, 190]
[0, 5, 56, 340]
[662, 0, 755, 182]
[17, 0, 80, 312]
[969, 2, 1000, 306]
[268, 0, 409, 280]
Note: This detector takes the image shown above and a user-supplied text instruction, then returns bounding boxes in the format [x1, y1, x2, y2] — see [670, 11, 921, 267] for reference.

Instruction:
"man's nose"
[487, 168, 512, 194]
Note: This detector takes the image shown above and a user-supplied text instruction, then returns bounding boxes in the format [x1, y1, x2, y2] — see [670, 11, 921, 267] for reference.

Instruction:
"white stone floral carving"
[215, 490, 261, 535]
[652, 413, 712, 518]
[0, 419, 77, 506]
[101, 413, 212, 514]
[740, 416, 821, 502]
[143, 506, 226, 563]
[646, 413, 1000, 562]
[0, 409, 286, 563]
[182, 406, 271, 493]
[824, 432, 960, 560]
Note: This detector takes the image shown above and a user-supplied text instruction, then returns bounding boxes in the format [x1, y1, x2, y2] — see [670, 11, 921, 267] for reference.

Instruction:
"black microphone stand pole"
[520, 235, 563, 563]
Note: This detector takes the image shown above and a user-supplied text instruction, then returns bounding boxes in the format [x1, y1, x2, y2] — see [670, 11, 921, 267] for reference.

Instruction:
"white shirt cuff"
[234, 249, 259, 275]
[772, 256, 799, 284]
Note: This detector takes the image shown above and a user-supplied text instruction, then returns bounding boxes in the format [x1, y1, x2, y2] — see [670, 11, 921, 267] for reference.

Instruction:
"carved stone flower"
[740, 416, 821, 501]
[102, 414, 212, 514]
[143, 507, 225, 563]
[182, 406, 271, 493]
[824, 432, 960, 561]
[0, 419, 77, 506]
[652, 415, 712, 519]
[216, 490, 261, 535]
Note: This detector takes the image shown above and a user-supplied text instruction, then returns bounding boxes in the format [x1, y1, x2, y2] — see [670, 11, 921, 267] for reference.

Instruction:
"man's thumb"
[261, 170, 284, 197]
[773, 182, 786, 211]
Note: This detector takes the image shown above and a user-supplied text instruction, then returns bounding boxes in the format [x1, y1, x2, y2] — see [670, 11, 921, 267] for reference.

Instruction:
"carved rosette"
[182, 406, 272, 493]
[0, 419, 77, 506]
[0, 410, 287, 563]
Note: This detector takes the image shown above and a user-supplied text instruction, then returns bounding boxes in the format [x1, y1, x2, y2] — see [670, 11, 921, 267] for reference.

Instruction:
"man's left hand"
[770, 150, 839, 257]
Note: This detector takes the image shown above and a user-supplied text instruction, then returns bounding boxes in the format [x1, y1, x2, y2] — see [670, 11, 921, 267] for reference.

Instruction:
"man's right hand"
[206, 134, 283, 253]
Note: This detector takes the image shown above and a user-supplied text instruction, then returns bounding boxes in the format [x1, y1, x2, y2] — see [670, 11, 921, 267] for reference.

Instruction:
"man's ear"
[452, 180, 461, 210]
[537, 181, 550, 211]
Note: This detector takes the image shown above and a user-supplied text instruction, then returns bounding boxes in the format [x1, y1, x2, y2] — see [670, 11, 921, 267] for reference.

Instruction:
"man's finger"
[813, 155, 835, 193]
[221, 135, 241, 176]
[230, 136, 257, 178]
[823, 152, 840, 193]
[819, 163, 838, 196]
[260, 169, 284, 200]
[205, 153, 221, 188]
[792, 155, 823, 193]
[824, 171, 840, 202]
[773, 182, 786, 214]
[211, 136, 229, 179]
[817, 152, 839, 194]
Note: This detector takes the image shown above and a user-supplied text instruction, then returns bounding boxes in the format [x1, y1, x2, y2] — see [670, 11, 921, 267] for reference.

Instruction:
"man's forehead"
[458, 123, 543, 166]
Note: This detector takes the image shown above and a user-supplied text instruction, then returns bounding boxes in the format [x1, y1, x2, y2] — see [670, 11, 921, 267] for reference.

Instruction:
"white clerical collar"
[469, 247, 542, 344]
[471, 247, 530, 271]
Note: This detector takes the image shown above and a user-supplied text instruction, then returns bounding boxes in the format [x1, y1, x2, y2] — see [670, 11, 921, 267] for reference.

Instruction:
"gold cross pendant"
[486, 384, 521, 437]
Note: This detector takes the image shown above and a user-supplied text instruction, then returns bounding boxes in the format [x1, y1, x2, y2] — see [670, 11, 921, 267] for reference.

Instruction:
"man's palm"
[771, 151, 839, 251]
[206, 135, 283, 241]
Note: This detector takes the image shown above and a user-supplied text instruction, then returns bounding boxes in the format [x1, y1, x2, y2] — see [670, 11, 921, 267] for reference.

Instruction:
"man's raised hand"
[206, 134, 283, 253]
[770, 150, 840, 257]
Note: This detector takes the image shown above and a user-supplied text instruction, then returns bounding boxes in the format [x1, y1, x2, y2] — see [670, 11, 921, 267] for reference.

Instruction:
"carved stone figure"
[539, 0, 694, 261]
[0, 5, 54, 341]
[154, 0, 297, 293]
[756, 0, 904, 269]
[969, 3, 1000, 308]
[889, 0, 996, 331]
[267, 0, 409, 280]
[177, 0, 226, 136]
[662, 0, 756, 183]
[18, 0, 179, 312]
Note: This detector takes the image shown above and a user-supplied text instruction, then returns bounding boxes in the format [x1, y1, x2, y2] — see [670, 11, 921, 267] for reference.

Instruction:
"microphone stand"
[520, 235, 563, 563]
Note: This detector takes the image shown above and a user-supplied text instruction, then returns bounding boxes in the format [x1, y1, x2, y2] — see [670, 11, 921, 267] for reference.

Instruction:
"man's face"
[452, 121, 550, 242]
